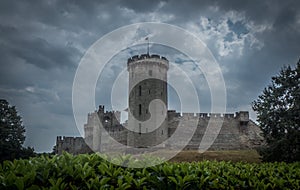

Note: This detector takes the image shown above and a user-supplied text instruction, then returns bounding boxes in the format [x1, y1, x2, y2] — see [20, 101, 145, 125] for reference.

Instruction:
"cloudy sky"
[1, 0, 299, 152]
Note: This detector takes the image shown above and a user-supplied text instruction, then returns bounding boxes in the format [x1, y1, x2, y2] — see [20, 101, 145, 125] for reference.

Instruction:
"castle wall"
[55, 136, 91, 155]
[167, 111, 263, 150]
[55, 109, 264, 154]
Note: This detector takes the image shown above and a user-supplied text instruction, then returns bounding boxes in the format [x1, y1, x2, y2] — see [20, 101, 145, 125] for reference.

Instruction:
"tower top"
[127, 54, 168, 63]
[127, 54, 169, 71]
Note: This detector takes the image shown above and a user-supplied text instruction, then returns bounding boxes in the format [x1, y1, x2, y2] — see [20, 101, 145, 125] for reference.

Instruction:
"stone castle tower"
[127, 54, 169, 147]
[54, 53, 264, 154]
[84, 105, 122, 152]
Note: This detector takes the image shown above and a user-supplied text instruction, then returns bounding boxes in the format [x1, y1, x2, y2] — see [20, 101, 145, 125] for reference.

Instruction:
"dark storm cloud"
[0, 0, 299, 151]
[0, 0, 133, 152]
[0, 28, 81, 70]
[119, 0, 165, 13]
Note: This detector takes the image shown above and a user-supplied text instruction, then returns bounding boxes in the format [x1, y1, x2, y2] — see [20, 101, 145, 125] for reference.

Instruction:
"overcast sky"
[1, 0, 299, 152]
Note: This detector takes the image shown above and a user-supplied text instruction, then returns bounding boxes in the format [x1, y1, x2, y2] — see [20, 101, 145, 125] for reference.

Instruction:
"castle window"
[139, 104, 142, 115]
[139, 123, 141, 135]
[139, 85, 142, 96]
[149, 70, 152, 76]
[132, 72, 134, 78]
[146, 109, 148, 114]
[148, 89, 150, 94]
[104, 116, 110, 123]
[161, 130, 163, 135]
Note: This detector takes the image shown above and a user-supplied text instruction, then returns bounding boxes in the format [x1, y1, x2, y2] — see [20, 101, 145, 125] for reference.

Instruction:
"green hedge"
[0, 152, 299, 189]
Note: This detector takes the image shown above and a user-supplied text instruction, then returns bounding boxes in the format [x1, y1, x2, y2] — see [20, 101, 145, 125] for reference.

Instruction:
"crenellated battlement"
[127, 54, 169, 70]
[127, 54, 168, 63]
[55, 136, 91, 154]
[168, 111, 248, 120]
[57, 136, 82, 142]
[84, 108, 250, 129]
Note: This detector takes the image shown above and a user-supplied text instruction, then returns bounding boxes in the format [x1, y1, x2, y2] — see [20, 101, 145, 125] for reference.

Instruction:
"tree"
[252, 60, 300, 162]
[0, 99, 35, 162]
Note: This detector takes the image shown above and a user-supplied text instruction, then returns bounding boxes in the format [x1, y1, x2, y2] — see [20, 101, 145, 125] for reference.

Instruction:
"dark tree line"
[253, 60, 300, 162]
[0, 99, 35, 162]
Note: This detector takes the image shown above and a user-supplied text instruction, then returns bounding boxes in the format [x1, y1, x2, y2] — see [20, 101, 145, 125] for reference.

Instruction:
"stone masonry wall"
[55, 136, 91, 155]
[55, 108, 264, 154]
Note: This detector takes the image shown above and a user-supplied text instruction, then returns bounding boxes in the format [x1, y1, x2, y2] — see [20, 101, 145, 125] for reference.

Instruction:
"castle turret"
[127, 54, 169, 147]
[98, 105, 105, 114]
[84, 112, 101, 151]
[236, 111, 249, 125]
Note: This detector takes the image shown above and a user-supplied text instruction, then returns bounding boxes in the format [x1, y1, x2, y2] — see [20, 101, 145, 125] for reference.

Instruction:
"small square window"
[149, 70, 152, 76]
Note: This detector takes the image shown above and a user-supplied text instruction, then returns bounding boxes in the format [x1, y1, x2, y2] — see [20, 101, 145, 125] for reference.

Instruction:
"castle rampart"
[54, 136, 91, 154]
[55, 105, 264, 154]
[54, 53, 264, 154]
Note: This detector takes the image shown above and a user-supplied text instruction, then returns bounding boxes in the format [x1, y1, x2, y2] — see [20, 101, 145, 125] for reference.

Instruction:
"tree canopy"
[0, 99, 34, 162]
[252, 60, 300, 162]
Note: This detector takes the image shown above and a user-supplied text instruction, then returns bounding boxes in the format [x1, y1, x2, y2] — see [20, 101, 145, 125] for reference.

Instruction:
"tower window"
[161, 130, 164, 135]
[149, 70, 152, 76]
[139, 123, 141, 135]
[146, 109, 148, 114]
[139, 104, 142, 115]
[139, 85, 142, 96]
[148, 89, 150, 94]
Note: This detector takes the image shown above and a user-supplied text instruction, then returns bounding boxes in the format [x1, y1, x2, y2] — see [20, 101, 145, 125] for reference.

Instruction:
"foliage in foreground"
[252, 60, 300, 162]
[0, 153, 300, 190]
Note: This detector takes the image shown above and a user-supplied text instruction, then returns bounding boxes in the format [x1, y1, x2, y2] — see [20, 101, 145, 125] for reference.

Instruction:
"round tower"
[127, 54, 169, 148]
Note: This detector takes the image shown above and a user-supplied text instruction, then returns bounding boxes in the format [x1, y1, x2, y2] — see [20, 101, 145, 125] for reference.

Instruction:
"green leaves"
[0, 99, 36, 163]
[252, 61, 300, 162]
[0, 153, 299, 189]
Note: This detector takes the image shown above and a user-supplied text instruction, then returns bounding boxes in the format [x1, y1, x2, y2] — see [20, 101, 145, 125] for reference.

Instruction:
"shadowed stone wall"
[55, 106, 264, 155]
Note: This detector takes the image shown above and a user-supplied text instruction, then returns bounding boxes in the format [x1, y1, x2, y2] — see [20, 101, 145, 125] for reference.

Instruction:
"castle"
[55, 54, 264, 154]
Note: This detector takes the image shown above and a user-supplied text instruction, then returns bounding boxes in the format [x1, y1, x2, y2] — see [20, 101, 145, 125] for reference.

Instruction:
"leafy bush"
[0, 152, 299, 189]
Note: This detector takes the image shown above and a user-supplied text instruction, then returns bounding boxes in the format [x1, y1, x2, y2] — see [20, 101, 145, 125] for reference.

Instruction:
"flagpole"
[147, 37, 149, 55]
[146, 37, 149, 55]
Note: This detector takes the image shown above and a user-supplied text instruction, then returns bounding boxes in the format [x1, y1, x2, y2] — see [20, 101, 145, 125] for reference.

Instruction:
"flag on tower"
[145, 37, 149, 54]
